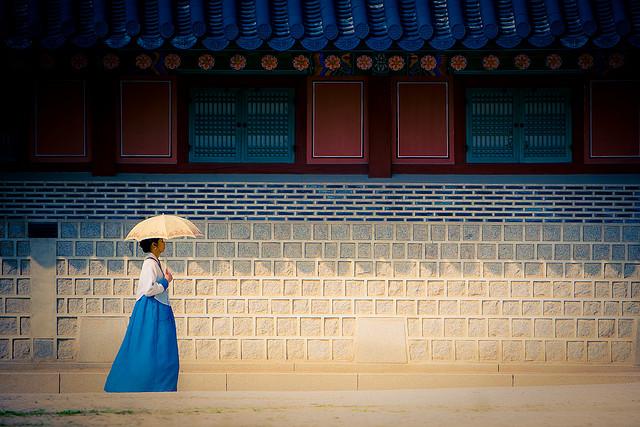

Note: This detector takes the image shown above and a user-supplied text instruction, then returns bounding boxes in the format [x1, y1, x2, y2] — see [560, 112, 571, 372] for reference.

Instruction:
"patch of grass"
[0, 409, 46, 417]
[0, 408, 139, 418]
[56, 410, 84, 416]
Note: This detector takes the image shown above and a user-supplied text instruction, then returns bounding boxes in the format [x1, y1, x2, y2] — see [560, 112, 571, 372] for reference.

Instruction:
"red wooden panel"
[308, 81, 367, 164]
[118, 80, 176, 164]
[588, 81, 640, 162]
[33, 80, 88, 162]
[393, 81, 452, 164]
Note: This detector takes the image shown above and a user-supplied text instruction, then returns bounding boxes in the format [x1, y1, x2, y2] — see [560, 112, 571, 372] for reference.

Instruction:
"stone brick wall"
[1, 218, 638, 364]
[0, 178, 638, 364]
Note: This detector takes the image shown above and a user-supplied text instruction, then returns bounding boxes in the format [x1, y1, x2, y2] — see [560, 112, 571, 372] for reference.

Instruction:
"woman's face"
[153, 239, 166, 254]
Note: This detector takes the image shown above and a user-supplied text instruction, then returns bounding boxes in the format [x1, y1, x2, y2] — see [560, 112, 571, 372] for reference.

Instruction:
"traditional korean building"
[1, 1, 639, 391]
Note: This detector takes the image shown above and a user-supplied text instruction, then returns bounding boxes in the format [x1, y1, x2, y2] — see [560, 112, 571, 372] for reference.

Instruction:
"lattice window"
[189, 87, 295, 163]
[466, 88, 572, 163]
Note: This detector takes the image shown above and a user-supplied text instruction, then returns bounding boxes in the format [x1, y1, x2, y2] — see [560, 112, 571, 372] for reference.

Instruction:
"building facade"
[1, 0, 639, 367]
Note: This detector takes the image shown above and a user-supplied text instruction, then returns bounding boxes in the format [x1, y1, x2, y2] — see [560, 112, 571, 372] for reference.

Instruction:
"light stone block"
[213, 318, 231, 336]
[525, 340, 545, 361]
[355, 317, 407, 363]
[455, 340, 477, 361]
[356, 300, 374, 314]
[423, 318, 443, 337]
[376, 300, 395, 314]
[333, 339, 354, 361]
[512, 319, 532, 337]
[301, 318, 322, 336]
[444, 319, 466, 337]
[220, 339, 240, 359]
[417, 300, 436, 315]
[479, 340, 499, 361]
[503, 300, 521, 316]
[287, 339, 306, 360]
[426, 280, 444, 297]
[409, 340, 429, 361]
[292, 299, 309, 314]
[468, 318, 486, 337]
[277, 318, 298, 336]
[611, 341, 632, 362]
[308, 339, 331, 360]
[241, 339, 266, 359]
[535, 319, 554, 338]
[545, 340, 566, 361]
[284, 242, 302, 258]
[188, 317, 211, 336]
[324, 318, 340, 336]
[207, 299, 225, 314]
[488, 318, 509, 337]
[195, 339, 219, 359]
[432, 340, 453, 360]
[534, 281, 552, 297]
[502, 340, 524, 361]
[482, 300, 499, 315]
[77, 316, 127, 362]
[352, 224, 372, 240]
[311, 300, 330, 314]
[268, 339, 286, 359]
[567, 341, 585, 362]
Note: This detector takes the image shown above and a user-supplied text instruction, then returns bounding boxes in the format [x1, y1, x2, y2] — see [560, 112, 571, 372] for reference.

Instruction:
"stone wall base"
[1, 362, 639, 393]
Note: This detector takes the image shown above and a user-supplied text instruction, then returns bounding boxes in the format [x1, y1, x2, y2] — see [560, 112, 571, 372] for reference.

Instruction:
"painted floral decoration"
[420, 55, 437, 71]
[388, 55, 405, 71]
[198, 54, 215, 70]
[482, 55, 500, 70]
[608, 53, 624, 69]
[356, 55, 373, 71]
[450, 55, 467, 71]
[545, 54, 562, 70]
[103, 53, 120, 70]
[230, 54, 247, 70]
[136, 53, 153, 70]
[293, 55, 310, 71]
[324, 55, 341, 71]
[261, 55, 278, 70]
[164, 54, 181, 70]
[71, 53, 88, 70]
[577, 53, 594, 70]
[513, 54, 531, 70]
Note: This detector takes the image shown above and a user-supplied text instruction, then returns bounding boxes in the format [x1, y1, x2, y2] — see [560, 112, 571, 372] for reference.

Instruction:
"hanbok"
[104, 254, 179, 392]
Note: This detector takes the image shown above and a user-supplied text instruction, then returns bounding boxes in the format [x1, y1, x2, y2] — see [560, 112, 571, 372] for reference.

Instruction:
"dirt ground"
[1, 383, 640, 427]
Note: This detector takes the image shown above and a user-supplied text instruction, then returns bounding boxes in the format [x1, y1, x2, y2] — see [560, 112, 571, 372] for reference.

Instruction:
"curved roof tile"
[3, 0, 639, 50]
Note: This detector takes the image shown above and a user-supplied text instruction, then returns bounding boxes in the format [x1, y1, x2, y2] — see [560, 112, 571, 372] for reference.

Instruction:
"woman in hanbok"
[104, 237, 179, 392]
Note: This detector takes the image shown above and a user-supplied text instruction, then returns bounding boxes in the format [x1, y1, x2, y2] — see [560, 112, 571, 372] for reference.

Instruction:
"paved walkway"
[2, 383, 640, 426]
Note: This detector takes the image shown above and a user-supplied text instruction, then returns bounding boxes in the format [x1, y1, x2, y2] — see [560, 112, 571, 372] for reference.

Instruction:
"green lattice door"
[189, 87, 295, 163]
[467, 88, 571, 163]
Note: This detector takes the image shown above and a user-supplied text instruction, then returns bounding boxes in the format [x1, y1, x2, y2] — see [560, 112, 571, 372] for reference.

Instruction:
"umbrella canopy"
[125, 214, 203, 241]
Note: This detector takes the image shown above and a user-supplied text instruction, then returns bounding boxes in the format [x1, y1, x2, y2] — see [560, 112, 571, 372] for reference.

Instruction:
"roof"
[3, 0, 640, 51]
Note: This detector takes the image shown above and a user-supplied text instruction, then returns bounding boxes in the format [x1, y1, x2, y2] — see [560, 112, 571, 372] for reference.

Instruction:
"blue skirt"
[104, 296, 179, 392]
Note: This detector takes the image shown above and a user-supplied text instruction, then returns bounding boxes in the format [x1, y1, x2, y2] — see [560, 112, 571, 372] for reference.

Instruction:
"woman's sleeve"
[139, 261, 167, 297]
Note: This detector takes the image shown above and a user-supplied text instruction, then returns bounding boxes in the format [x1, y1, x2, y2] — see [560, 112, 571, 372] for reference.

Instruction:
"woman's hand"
[165, 267, 173, 283]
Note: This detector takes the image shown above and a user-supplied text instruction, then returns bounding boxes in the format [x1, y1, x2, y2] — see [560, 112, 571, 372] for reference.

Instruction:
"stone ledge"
[2, 362, 638, 374]
[2, 363, 640, 393]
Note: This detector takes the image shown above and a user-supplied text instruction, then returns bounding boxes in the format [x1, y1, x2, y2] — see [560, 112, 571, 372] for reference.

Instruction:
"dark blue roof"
[3, 0, 640, 51]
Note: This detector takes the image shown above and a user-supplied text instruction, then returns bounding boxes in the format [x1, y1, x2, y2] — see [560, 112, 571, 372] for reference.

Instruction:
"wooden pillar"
[90, 76, 117, 176]
[367, 77, 392, 178]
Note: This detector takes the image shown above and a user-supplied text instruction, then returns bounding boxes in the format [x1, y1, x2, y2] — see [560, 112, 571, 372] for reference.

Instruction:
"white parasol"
[124, 214, 204, 241]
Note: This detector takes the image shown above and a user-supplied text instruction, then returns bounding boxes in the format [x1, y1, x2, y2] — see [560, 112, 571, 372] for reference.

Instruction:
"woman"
[104, 237, 179, 392]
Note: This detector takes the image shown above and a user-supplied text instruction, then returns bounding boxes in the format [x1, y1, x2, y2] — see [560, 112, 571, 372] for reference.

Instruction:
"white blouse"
[136, 253, 170, 306]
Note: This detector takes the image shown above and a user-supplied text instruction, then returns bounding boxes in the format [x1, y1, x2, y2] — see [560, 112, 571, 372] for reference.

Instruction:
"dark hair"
[139, 238, 161, 253]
